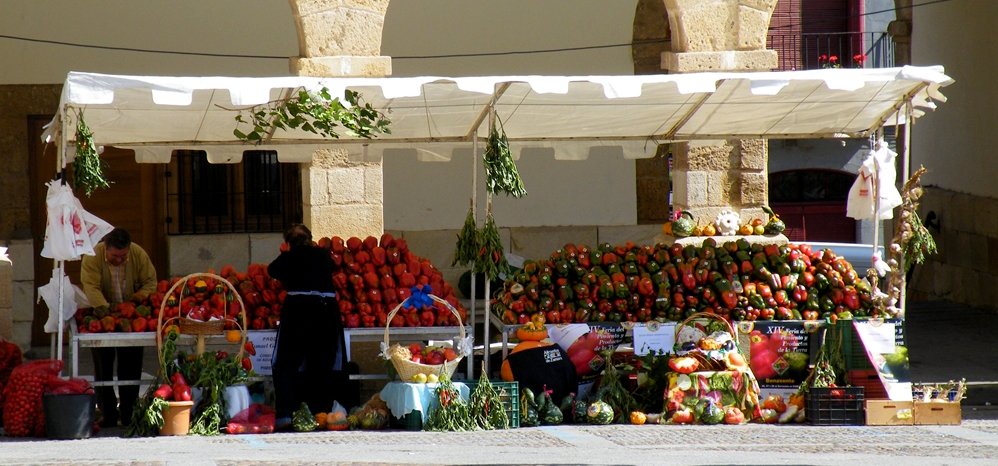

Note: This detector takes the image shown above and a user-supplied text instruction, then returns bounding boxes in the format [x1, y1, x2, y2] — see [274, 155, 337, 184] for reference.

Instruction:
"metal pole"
[55, 108, 69, 364]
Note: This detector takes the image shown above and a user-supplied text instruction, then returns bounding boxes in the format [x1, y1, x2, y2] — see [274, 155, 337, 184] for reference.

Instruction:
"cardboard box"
[865, 400, 914, 426]
[914, 401, 961, 425]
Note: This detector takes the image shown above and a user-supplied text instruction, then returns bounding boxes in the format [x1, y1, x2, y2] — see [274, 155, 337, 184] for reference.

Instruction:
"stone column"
[661, 0, 778, 226]
[286, 0, 392, 240]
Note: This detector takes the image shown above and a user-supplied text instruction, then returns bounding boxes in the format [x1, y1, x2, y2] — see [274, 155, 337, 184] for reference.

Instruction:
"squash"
[671, 211, 695, 238]
[629, 411, 647, 425]
[515, 322, 548, 341]
[762, 206, 786, 235]
[587, 401, 614, 425]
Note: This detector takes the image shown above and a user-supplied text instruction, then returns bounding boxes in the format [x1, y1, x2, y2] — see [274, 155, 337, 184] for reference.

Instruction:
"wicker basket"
[384, 294, 465, 381]
[156, 272, 248, 357]
[178, 317, 225, 336]
[675, 312, 742, 372]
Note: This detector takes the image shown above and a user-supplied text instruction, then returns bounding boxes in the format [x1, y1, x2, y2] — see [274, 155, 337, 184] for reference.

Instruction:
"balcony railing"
[768, 32, 895, 71]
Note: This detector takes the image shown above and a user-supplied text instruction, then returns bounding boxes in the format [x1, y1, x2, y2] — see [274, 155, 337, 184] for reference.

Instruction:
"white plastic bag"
[40, 180, 113, 260]
[38, 269, 88, 333]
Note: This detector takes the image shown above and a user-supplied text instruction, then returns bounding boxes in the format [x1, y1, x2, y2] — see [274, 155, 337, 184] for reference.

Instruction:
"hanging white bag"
[38, 269, 89, 333]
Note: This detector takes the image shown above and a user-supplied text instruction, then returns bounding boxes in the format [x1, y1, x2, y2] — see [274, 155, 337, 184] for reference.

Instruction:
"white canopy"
[47, 66, 953, 163]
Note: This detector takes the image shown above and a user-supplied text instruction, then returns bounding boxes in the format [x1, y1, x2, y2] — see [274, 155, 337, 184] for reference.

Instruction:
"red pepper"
[331, 236, 346, 254]
[346, 237, 362, 252]
[173, 383, 192, 401]
[345, 314, 361, 328]
[244, 341, 256, 356]
[363, 272, 380, 289]
[216, 351, 229, 361]
[241, 357, 253, 371]
[399, 272, 417, 288]
[132, 316, 148, 333]
[637, 277, 655, 297]
[153, 383, 173, 400]
[371, 247, 386, 266]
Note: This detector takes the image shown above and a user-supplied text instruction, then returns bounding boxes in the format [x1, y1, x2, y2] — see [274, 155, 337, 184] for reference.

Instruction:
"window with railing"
[768, 31, 895, 71]
[166, 150, 302, 235]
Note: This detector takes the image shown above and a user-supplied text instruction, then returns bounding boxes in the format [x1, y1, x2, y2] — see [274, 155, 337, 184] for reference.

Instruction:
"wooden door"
[29, 117, 166, 345]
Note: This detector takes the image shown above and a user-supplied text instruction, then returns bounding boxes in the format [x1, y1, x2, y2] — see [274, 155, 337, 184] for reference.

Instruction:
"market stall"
[29, 66, 957, 435]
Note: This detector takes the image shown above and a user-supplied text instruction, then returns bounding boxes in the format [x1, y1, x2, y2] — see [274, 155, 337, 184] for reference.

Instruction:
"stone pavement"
[4, 299, 995, 464]
[3, 421, 998, 465]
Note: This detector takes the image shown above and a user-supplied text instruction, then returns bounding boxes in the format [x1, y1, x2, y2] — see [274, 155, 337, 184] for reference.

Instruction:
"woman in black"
[268, 223, 345, 427]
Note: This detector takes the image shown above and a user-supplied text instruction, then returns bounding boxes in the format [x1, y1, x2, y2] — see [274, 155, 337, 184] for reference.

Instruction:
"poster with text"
[736, 321, 819, 388]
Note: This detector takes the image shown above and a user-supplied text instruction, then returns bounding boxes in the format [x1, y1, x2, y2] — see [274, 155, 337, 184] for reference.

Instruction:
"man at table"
[81, 228, 157, 428]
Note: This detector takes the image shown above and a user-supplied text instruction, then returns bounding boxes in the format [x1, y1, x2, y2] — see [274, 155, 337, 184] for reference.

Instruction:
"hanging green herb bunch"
[452, 204, 479, 267]
[483, 114, 526, 198]
[72, 110, 112, 197]
[474, 210, 510, 279]
[233, 87, 391, 143]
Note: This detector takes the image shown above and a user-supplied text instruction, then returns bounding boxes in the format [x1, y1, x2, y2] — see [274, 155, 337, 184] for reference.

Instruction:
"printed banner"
[246, 330, 278, 376]
[854, 320, 911, 400]
[735, 320, 819, 388]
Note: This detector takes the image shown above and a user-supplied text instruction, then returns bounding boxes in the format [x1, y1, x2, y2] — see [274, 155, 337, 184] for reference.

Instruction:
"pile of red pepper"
[75, 234, 468, 333]
[319, 233, 467, 328]
[492, 239, 876, 325]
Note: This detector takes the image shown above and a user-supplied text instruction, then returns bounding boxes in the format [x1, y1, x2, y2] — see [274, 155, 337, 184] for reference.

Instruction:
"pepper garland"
[452, 204, 479, 267]
[483, 114, 526, 198]
[72, 110, 112, 197]
[424, 375, 476, 431]
[885, 166, 937, 315]
[469, 363, 510, 429]
[474, 210, 510, 279]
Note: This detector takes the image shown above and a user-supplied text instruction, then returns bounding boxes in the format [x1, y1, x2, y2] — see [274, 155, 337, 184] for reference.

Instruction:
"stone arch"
[286, 0, 393, 77]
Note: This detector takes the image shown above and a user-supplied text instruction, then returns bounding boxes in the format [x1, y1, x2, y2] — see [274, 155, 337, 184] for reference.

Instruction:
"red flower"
[818, 54, 829, 63]
[829, 55, 839, 64]
[853, 53, 866, 64]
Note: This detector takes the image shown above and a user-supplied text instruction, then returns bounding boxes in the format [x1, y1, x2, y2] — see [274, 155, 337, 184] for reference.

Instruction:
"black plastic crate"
[807, 387, 865, 425]
[390, 410, 423, 431]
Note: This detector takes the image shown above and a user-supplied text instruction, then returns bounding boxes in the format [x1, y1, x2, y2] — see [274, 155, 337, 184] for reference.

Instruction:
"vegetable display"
[75, 233, 467, 332]
[492, 239, 880, 325]
[321, 233, 468, 328]
[424, 375, 476, 431]
[468, 364, 511, 430]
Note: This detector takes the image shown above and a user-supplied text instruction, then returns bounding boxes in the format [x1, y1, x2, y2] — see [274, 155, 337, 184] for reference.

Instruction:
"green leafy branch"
[233, 87, 391, 144]
[72, 110, 112, 197]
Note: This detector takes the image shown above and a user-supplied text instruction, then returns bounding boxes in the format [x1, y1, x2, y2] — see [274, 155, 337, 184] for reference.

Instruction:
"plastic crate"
[466, 380, 520, 428]
[807, 387, 865, 425]
[390, 410, 423, 431]
[848, 369, 887, 399]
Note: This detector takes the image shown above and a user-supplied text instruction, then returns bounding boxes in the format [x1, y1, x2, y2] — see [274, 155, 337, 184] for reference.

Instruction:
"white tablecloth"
[379, 382, 470, 424]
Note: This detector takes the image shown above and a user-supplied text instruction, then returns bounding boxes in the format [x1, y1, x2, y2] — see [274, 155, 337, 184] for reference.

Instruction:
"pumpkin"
[515, 322, 548, 341]
[671, 211, 695, 238]
[629, 411, 647, 425]
[661, 222, 673, 236]
[586, 401, 614, 425]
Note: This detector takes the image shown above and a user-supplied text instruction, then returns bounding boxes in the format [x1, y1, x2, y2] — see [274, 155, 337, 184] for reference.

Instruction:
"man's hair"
[284, 223, 313, 249]
[104, 228, 132, 250]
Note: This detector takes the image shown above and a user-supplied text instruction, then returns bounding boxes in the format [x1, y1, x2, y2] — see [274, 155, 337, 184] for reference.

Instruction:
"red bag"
[0, 339, 24, 414]
[2, 359, 64, 437]
[45, 376, 93, 395]
[226, 403, 275, 434]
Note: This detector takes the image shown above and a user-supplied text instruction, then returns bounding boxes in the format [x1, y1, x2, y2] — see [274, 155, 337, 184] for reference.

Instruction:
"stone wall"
[908, 187, 998, 311]
[0, 84, 61, 350]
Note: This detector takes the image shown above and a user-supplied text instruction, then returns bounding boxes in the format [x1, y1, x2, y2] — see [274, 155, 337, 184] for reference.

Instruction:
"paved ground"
[3, 299, 995, 465]
[3, 421, 998, 465]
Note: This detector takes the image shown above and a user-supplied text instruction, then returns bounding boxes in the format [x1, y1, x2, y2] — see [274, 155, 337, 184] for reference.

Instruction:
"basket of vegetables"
[156, 272, 248, 356]
[383, 286, 466, 381]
